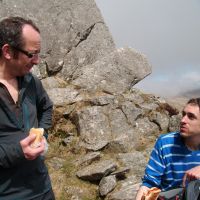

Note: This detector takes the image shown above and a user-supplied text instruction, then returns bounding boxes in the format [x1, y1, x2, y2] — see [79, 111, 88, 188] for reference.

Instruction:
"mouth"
[26, 65, 33, 71]
[27, 64, 33, 68]
[180, 126, 188, 132]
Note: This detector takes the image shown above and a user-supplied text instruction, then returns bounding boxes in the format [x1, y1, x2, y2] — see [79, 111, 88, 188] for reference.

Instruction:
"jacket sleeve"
[0, 143, 25, 168]
[142, 136, 165, 188]
[33, 76, 53, 131]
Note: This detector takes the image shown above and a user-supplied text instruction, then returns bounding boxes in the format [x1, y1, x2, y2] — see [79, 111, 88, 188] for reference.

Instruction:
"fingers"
[24, 145, 45, 160]
[136, 186, 150, 200]
[182, 166, 200, 187]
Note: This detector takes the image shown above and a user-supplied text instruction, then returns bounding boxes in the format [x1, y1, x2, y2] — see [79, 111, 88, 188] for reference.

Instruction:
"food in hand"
[29, 128, 44, 148]
[142, 187, 161, 200]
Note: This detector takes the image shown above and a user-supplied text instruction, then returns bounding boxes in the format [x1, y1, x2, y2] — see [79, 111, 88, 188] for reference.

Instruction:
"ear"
[1, 44, 13, 59]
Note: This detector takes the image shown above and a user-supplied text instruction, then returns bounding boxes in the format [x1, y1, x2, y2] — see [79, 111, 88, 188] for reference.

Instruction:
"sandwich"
[29, 128, 44, 148]
[142, 187, 161, 200]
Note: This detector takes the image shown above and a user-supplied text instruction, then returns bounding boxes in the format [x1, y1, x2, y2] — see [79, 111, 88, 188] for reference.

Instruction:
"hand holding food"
[142, 187, 161, 200]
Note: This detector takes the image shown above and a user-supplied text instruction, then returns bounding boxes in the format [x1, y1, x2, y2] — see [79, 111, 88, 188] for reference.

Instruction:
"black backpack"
[158, 180, 200, 200]
[185, 180, 200, 200]
[158, 188, 185, 200]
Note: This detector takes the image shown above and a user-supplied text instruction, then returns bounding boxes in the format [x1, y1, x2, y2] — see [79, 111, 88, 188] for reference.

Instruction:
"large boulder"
[72, 47, 152, 94]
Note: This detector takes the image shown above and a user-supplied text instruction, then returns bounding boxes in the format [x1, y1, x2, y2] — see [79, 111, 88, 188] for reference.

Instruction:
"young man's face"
[180, 103, 200, 138]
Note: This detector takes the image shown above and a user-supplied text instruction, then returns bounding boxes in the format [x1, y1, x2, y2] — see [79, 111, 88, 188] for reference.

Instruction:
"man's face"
[9, 24, 41, 76]
[180, 103, 200, 138]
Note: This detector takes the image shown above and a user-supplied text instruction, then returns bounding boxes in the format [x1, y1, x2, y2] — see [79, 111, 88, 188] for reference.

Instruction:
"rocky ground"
[44, 87, 183, 200]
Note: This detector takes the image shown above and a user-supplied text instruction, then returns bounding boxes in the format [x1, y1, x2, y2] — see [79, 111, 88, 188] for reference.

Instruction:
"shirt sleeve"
[142, 136, 166, 188]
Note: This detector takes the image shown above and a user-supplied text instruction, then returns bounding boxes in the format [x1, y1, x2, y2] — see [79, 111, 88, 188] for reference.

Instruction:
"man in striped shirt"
[136, 98, 200, 200]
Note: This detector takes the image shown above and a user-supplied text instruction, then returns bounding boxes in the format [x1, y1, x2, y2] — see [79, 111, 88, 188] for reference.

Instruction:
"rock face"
[0, 1, 181, 200]
[72, 47, 151, 94]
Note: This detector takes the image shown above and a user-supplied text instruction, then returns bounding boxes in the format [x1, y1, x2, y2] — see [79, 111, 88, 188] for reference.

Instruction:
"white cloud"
[136, 69, 200, 97]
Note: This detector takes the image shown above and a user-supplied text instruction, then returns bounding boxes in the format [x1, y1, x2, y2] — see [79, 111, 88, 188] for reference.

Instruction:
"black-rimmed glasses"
[11, 46, 40, 59]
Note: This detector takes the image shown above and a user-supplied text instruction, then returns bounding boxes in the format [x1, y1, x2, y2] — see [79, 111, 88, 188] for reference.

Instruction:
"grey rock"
[123, 88, 145, 105]
[106, 107, 139, 152]
[111, 167, 130, 179]
[63, 104, 76, 117]
[135, 117, 160, 138]
[75, 152, 101, 167]
[76, 160, 117, 182]
[32, 61, 48, 79]
[117, 152, 147, 179]
[74, 106, 111, 151]
[89, 93, 115, 106]
[46, 87, 80, 106]
[120, 176, 140, 188]
[107, 180, 140, 200]
[60, 22, 116, 80]
[72, 47, 152, 94]
[149, 111, 169, 131]
[169, 114, 181, 132]
[106, 184, 137, 200]
[99, 175, 117, 197]
[105, 138, 130, 154]
[109, 109, 133, 139]
[41, 76, 68, 90]
[121, 101, 143, 126]
[140, 102, 159, 111]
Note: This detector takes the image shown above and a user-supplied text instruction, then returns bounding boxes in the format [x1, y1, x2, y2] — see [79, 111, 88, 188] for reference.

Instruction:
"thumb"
[22, 134, 36, 146]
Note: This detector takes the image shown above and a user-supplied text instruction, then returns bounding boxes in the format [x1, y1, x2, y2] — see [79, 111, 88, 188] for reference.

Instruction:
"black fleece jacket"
[0, 73, 53, 200]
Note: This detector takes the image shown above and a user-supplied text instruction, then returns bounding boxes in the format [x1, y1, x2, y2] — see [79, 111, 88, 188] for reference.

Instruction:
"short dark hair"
[0, 16, 40, 57]
[187, 98, 200, 110]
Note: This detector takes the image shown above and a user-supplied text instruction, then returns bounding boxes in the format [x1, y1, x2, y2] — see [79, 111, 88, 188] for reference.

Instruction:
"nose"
[181, 115, 187, 124]
[31, 55, 40, 65]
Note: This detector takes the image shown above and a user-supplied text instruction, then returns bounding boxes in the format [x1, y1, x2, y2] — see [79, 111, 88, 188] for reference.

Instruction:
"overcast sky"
[95, 0, 200, 97]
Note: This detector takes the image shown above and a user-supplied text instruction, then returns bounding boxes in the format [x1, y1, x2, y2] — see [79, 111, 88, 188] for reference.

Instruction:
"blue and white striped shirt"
[142, 132, 200, 191]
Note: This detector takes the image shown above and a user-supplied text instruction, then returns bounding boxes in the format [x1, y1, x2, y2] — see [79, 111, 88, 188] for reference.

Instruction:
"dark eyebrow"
[182, 111, 186, 115]
[187, 112, 197, 119]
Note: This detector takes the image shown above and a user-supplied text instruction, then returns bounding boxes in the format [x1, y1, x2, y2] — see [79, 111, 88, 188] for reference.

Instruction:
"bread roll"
[142, 187, 161, 200]
[29, 128, 44, 148]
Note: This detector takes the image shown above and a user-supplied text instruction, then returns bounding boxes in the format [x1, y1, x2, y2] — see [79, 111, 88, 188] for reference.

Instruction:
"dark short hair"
[187, 98, 200, 111]
[0, 16, 40, 57]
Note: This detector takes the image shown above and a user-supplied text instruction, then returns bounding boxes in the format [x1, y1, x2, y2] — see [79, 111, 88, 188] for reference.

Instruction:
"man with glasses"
[0, 17, 55, 200]
[136, 98, 200, 199]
